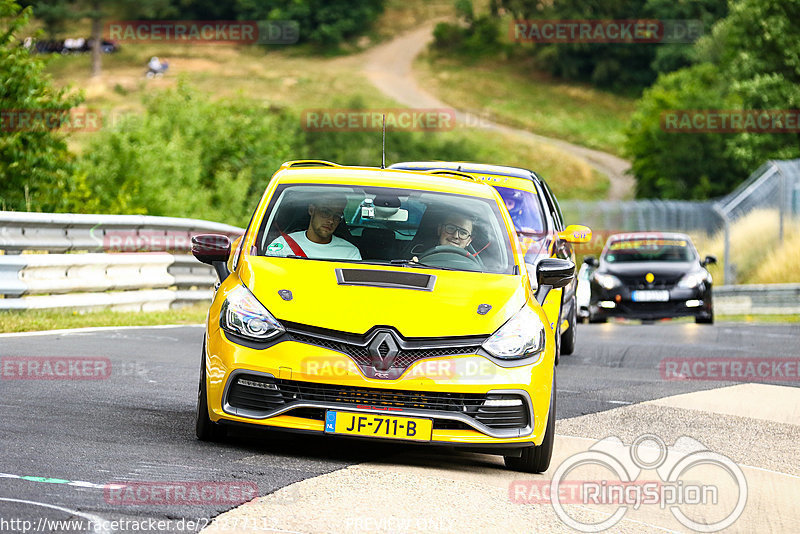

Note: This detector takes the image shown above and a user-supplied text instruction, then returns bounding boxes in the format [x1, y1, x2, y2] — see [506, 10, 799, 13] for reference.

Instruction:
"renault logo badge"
[368, 332, 399, 371]
[645, 272, 655, 283]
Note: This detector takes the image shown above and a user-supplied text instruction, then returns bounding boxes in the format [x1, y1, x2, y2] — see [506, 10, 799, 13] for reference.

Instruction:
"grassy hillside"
[414, 55, 636, 156]
[45, 38, 608, 199]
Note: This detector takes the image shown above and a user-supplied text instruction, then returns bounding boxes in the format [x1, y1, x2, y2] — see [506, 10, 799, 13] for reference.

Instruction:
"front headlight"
[220, 285, 285, 340]
[593, 272, 622, 290]
[677, 271, 709, 289]
[482, 305, 545, 360]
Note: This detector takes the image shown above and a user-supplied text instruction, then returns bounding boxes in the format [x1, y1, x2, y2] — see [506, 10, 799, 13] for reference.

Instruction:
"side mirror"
[702, 255, 717, 266]
[583, 256, 599, 268]
[192, 234, 231, 281]
[558, 224, 592, 244]
[535, 258, 575, 305]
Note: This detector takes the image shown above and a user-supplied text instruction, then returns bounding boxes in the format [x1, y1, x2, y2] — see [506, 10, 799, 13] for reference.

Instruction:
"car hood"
[238, 257, 527, 338]
[601, 261, 697, 278]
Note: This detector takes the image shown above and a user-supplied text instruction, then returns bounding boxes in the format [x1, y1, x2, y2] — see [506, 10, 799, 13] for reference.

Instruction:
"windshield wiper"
[389, 258, 457, 271]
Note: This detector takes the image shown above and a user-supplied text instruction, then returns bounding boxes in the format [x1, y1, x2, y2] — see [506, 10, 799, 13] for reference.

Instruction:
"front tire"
[695, 309, 714, 324]
[196, 343, 227, 441]
[560, 301, 577, 356]
[504, 372, 556, 473]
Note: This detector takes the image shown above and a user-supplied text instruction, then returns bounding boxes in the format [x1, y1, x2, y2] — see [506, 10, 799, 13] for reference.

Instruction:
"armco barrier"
[714, 284, 800, 315]
[0, 211, 243, 311]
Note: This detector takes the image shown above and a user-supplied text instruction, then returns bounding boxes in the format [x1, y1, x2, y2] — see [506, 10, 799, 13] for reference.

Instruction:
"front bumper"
[590, 285, 712, 320]
[204, 325, 554, 447]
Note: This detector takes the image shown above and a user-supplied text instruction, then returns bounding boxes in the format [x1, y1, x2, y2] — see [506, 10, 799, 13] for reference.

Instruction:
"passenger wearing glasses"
[266, 197, 361, 260]
[437, 215, 474, 249]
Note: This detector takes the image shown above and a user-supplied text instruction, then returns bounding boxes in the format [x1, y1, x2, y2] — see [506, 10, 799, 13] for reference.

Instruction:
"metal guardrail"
[714, 284, 800, 315]
[0, 211, 243, 312]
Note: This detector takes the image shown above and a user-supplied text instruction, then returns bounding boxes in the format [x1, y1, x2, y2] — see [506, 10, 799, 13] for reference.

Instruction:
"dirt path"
[362, 25, 635, 200]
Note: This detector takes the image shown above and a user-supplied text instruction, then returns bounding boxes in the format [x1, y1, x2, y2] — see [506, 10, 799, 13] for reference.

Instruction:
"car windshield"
[256, 184, 516, 274]
[494, 186, 545, 235]
[603, 237, 696, 263]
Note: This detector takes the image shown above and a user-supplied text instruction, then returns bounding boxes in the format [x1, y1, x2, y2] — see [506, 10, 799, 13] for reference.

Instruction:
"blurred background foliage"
[1, 0, 799, 222]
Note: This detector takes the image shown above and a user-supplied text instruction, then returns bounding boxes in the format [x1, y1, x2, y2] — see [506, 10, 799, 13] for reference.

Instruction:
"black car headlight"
[593, 272, 622, 290]
[220, 285, 285, 340]
[677, 271, 710, 289]
[482, 306, 545, 361]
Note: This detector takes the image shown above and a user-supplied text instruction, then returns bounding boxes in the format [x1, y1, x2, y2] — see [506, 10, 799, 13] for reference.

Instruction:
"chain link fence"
[560, 159, 800, 285]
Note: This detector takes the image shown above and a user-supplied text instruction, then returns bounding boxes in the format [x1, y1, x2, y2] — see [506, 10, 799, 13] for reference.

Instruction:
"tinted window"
[256, 184, 516, 274]
[603, 238, 697, 263]
[494, 186, 545, 235]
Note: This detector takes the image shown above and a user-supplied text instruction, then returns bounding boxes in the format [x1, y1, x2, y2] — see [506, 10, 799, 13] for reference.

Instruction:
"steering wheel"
[417, 245, 483, 268]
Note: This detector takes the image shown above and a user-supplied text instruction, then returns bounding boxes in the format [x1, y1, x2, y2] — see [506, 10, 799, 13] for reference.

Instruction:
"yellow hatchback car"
[191, 160, 575, 472]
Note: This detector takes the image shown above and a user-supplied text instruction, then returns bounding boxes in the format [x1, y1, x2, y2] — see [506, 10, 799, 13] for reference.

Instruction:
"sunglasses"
[443, 223, 471, 239]
[315, 207, 345, 221]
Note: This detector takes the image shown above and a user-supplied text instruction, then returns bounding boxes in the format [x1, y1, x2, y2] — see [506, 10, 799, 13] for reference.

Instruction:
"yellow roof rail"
[280, 160, 341, 169]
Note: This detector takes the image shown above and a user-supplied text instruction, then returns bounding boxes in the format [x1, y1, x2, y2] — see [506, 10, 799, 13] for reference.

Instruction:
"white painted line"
[0, 324, 204, 338]
[607, 400, 633, 405]
[0, 497, 113, 534]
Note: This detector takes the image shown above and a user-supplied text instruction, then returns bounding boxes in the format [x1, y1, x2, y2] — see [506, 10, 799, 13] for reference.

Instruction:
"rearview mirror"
[192, 234, 232, 281]
[583, 256, 599, 268]
[534, 258, 575, 305]
[537, 258, 575, 288]
[558, 224, 592, 244]
[702, 254, 717, 266]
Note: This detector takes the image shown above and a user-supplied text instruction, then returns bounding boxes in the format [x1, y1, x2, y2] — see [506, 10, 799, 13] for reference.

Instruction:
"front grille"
[226, 375, 529, 431]
[619, 275, 680, 290]
[288, 330, 481, 376]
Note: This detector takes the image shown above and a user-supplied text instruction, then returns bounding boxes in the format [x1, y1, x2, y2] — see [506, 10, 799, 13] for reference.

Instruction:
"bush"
[77, 84, 300, 226]
[236, 0, 386, 47]
[0, 0, 83, 212]
[430, 0, 502, 58]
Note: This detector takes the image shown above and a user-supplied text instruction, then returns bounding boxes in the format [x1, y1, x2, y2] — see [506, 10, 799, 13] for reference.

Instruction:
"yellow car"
[390, 162, 591, 361]
[191, 160, 575, 472]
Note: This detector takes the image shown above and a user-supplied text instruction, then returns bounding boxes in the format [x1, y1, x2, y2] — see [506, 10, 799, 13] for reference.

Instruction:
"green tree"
[236, 0, 385, 47]
[625, 63, 744, 198]
[23, 0, 173, 76]
[0, 0, 83, 211]
[625, 0, 800, 199]
[77, 84, 299, 226]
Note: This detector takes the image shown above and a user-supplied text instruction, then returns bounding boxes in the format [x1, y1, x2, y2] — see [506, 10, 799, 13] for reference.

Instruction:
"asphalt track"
[0, 321, 797, 533]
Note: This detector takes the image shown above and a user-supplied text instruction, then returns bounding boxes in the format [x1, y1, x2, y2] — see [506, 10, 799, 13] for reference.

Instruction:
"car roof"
[388, 161, 537, 181]
[607, 231, 693, 242]
[271, 161, 500, 199]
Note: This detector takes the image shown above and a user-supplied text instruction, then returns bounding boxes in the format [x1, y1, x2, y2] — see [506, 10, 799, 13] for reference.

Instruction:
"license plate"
[632, 290, 669, 302]
[324, 411, 432, 442]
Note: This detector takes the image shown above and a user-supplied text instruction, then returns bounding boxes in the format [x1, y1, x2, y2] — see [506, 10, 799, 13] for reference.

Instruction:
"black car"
[585, 232, 716, 324]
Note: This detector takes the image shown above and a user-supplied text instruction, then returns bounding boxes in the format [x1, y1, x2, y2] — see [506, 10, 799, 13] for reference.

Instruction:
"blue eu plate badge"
[325, 411, 336, 432]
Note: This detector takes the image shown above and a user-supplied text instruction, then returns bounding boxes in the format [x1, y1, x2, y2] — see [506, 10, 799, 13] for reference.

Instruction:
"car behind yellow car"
[389, 162, 591, 361]
[191, 160, 574, 472]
